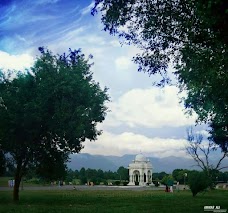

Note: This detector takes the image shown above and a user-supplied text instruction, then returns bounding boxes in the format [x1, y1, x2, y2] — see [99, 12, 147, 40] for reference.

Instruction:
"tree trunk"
[13, 165, 22, 202]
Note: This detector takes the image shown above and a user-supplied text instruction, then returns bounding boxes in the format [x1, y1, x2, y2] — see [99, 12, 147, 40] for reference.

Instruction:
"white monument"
[128, 153, 153, 186]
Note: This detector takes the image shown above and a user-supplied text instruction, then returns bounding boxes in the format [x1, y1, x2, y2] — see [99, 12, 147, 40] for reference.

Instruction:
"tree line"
[65, 166, 129, 185]
[4, 166, 227, 188]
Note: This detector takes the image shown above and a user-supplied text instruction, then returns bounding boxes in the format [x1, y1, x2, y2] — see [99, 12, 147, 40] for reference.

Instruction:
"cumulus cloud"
[105, 86, 197, 128]
[110, 40, 121, 47]
[115, 56, 131, 70]
[0, 51, 34, 70]
[82, 131, 188, 158]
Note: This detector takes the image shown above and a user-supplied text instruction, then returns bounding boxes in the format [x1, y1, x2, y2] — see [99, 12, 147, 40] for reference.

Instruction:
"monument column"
[140, 173, 143, 185]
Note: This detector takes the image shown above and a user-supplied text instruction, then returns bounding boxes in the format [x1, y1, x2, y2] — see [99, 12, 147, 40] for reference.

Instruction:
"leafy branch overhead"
[92, 0, 228, 151]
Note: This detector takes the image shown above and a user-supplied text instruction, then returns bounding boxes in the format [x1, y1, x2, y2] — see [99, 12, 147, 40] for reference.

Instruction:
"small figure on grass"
[170, 185, 173, 193]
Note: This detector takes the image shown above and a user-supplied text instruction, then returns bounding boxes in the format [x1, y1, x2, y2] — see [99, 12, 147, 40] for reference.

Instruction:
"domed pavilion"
[128, 154, 153, 186]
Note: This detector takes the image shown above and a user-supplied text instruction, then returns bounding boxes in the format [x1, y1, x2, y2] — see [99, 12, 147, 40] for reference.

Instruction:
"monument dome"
[128, 153, 153, 186]
[135, 153, 147, 162]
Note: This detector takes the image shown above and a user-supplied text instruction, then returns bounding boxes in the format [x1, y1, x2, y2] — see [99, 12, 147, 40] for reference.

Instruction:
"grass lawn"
[0, 189, 227, 213]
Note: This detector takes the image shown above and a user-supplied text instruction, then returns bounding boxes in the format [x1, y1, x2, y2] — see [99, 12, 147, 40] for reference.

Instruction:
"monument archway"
[128, 154, 153, 186]
[133, 170, 140, 183]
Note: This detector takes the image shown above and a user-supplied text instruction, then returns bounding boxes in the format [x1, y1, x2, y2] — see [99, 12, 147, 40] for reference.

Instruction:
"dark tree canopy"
[0, 149, 6, 176]
[92, 0, 227, 78]
[92, 0, 228, 151]
[0, 48, 109, 201]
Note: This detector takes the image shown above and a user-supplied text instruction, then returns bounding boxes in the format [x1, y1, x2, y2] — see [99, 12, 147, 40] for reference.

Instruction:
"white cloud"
[86, 35, 106, 45]
[36, 0, 60, 5]
[104, 86, 197, 128]
[62, 27, 85, 41]
[0, 51, 34, 70]
[80, 1, 94, 15]
[82, 131, 188, 158]
[110, 40, 121, 47]
[115, 56, 131, 70]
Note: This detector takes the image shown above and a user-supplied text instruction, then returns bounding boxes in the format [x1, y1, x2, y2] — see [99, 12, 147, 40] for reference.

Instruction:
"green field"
[0, 189, 227, 213]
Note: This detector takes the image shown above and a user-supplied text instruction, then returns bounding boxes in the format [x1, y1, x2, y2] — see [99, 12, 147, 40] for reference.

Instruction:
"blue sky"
[0, 0, 211, 159]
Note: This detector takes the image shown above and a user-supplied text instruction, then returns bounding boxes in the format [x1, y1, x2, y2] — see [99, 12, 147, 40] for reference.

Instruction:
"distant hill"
[67, 153, 203, 173]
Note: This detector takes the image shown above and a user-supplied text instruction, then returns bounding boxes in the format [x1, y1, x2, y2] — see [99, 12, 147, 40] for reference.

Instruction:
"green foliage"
[172, 169, 189, 184]
[71, 179, 80, 185]
[36, 153, 67, 181]
[65, 167, 129, 185]
[153, 181, 159, 187]
[79, 167, 87, 184]
[117, 166, 128, 181]
[92, 0, 228, 151]
[113, 180, 120, 186]
[92, 0, 227, 82]
[70, 167, 126, 185]
[97, 169, 104, 179]
[161, 175, 174, 186]
[188, 171, 212, 197]
[79, 176, 87, 185]
[101, 180, 108, 185]
[65, 169, 79, 183]
[217, 171, 228, 182]
[103, 170, 118, 180]
[123, 181, 129, 186]
[153, 172, 168, 181]
[0, 48, 109, 200]
[25, 178, 41, 185]
[0, 149, 5, 176]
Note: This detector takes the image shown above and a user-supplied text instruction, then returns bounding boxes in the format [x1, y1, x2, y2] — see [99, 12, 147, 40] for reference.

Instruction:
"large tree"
[92, 0, 228, 151]
[0, 48, 109, 201]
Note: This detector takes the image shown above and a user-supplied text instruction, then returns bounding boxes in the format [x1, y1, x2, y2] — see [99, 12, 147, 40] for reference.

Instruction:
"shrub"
[25, 178, 40, 184]
[188, 171, 212, 197]
[102, 180, 108, 185]
[153, 181, 159, 187]
[114, 181, 120, 186]
[123, 181, 129, 186]
[72, 179, 80, 185]
[80, 176, 87, 185]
